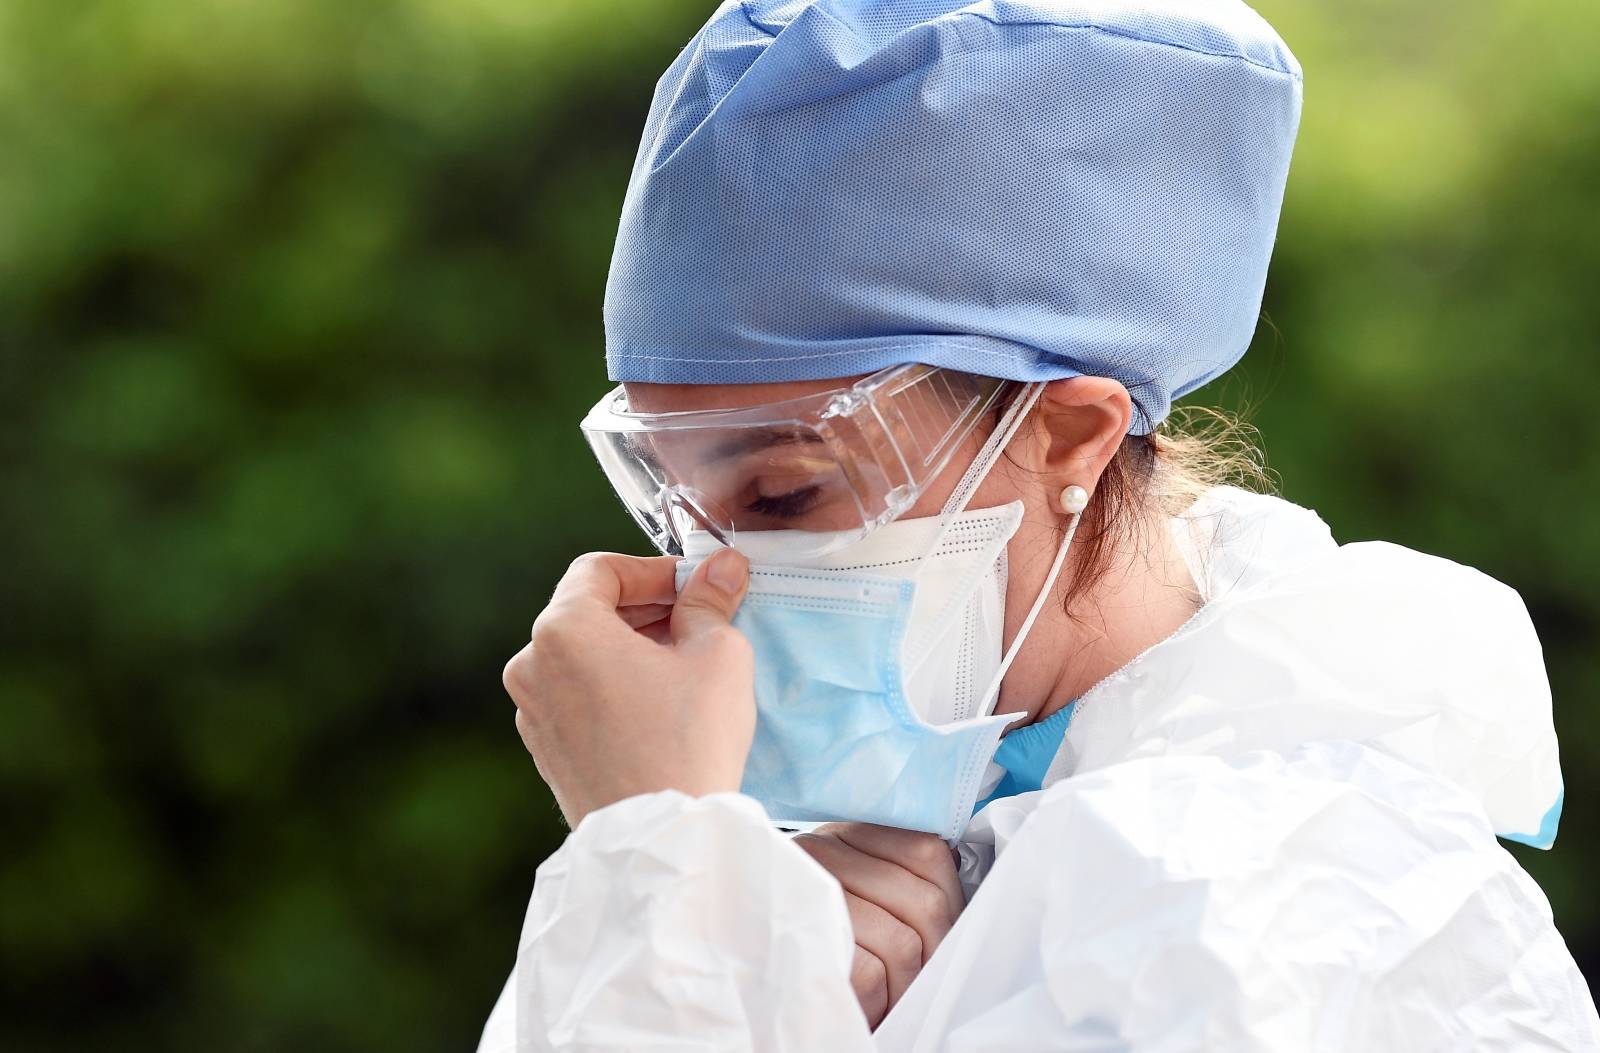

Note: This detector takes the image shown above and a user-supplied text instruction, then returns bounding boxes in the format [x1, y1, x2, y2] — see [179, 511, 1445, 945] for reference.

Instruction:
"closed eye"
[744, 485, 822, 519]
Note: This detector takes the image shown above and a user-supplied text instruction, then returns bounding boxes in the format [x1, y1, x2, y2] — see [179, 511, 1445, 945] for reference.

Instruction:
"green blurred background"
[3, 1, 1597, 1048]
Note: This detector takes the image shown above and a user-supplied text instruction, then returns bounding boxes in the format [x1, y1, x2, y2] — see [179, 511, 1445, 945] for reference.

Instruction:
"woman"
[481, 0, 1598, 1048]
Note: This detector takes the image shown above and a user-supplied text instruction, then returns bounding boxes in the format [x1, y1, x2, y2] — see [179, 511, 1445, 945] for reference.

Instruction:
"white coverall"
[478, 487, 1600, 1051]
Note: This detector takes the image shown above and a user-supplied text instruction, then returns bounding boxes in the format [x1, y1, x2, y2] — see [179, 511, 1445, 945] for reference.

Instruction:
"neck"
[995, 503, 1203, 725]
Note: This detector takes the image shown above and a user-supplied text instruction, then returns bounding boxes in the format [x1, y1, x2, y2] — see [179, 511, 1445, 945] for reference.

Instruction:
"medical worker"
[481, 0, 1600, 1048]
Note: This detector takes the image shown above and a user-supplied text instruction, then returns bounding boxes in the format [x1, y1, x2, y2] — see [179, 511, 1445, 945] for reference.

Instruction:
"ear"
[1010, 376, 1133, 499]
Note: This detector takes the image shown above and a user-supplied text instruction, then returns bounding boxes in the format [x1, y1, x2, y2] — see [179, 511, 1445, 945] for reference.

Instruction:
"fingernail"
[705, 548, 747, 593]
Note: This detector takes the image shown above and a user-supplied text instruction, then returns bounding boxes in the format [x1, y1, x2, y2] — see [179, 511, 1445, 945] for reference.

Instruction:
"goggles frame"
[580, 364, 1017, 558]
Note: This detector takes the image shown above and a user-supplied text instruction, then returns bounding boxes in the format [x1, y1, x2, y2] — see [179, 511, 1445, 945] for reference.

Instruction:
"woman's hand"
[794, 823, 966, 1028]
[504, 548, 755, 828]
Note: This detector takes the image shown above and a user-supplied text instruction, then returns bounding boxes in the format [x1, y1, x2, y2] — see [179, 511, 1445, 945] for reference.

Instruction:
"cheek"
[894, 432, 986, 519]
[903, 447, 1033, 521]
[964, 461, 1035, 516]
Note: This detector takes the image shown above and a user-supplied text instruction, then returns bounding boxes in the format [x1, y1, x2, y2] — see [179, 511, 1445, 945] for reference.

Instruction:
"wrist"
[566, 787, 767, 836]
[562, 775, 749, 830]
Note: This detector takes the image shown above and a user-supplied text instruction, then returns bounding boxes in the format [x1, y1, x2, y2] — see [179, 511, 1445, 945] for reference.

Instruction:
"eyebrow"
[704, 427, 826, 462]
[623, 427, 825, 471]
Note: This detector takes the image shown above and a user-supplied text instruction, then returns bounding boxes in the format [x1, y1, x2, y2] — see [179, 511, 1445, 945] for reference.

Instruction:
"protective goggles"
[580, 364, 1018, 559]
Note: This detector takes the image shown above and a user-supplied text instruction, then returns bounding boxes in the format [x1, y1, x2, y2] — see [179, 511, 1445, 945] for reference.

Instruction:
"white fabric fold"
[479, 487, 1596, 1052]
[493, 791, 869, 1052]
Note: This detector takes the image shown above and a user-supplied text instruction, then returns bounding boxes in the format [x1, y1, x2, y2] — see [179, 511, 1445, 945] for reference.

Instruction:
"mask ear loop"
[973, 485, 1089, 718]
[912, 382, 1045, 578]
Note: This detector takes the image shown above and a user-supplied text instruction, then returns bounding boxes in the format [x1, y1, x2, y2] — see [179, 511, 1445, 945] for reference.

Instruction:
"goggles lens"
[580, 365, 1014, 558]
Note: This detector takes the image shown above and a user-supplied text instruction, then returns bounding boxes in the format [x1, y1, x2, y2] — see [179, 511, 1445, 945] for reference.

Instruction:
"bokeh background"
[4, 0, 1597, 1048]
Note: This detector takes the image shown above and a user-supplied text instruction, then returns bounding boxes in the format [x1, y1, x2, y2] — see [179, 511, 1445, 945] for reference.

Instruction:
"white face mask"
[682, 500, 1024, 725]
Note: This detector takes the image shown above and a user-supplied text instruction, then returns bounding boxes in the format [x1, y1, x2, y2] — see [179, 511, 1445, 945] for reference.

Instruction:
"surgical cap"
[603, 0, 1302, 434]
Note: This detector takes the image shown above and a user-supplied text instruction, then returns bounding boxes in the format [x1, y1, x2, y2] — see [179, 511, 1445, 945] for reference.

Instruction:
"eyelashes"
[744, 485, 822, 519]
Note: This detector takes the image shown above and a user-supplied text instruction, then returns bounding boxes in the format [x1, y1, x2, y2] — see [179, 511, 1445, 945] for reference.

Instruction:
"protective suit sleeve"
[478, 790, 874, 1053]
[877, 741, 1600, 1051]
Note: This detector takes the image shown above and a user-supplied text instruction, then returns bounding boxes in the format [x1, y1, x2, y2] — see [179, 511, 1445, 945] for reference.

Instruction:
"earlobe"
[1058, 485, 1090, 515]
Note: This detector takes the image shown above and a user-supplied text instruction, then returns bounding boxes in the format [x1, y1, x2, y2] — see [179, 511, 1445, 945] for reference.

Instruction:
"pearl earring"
[1059, 484, 1089, 515]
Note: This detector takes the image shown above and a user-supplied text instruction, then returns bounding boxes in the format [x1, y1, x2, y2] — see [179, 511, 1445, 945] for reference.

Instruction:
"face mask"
[682, 500, 1021, 726]
[675, 383, 1084, 839]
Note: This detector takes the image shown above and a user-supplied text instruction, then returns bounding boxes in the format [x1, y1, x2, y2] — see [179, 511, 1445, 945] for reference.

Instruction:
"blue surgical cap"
[604, 0, 1302, 434]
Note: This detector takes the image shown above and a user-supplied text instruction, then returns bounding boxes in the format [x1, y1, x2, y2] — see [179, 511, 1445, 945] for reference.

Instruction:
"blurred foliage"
[1, 0, 1596, 1049]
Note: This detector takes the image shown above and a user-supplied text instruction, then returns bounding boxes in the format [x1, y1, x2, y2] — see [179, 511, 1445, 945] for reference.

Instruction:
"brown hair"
[1007, 400, 1277, 620]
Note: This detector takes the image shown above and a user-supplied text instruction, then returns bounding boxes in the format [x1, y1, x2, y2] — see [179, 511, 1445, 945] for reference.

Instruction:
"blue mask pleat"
[732, 570, 1014, 840]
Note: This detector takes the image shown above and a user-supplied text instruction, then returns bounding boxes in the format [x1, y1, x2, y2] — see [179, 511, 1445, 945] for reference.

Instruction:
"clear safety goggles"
[580, 364, 1018, 559]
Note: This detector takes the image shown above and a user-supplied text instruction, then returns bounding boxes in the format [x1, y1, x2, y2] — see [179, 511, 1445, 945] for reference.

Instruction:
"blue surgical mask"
[723, 563, 1020, 839]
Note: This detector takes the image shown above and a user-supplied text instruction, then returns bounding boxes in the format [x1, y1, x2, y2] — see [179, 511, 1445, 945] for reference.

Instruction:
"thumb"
[671, 548, 749, 642]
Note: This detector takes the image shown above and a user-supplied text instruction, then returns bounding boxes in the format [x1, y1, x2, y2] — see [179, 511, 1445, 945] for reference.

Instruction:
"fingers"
[669, 548, 749, 643]
[503, 642, 535, 704]
[541, 551, 748, 652]
[797, 831, 956, 965]
[849, 945, 889, 1029]
[633, 617, 672, 645]
[548, 552, 679, 613]
[618, 602, 673, 628]
[831, 823, 965, 922]
[843, 891, 921, 1012]
[513, 705, 534, 754]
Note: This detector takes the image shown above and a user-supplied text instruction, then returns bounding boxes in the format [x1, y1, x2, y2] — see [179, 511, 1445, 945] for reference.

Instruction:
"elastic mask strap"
[974, 499, 1084, 718]
[913, 383, 1044, 577]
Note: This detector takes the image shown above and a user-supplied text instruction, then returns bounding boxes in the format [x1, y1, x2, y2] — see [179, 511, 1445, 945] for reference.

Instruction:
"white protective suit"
[478, 486, 1599, 1051]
